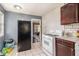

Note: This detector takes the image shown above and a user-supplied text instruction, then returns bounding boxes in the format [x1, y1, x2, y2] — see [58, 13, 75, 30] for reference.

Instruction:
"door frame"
[31, 19, 42, 46]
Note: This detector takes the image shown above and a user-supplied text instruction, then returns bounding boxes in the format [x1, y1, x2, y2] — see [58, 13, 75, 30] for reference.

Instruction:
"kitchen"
[0, 3, 79, 56]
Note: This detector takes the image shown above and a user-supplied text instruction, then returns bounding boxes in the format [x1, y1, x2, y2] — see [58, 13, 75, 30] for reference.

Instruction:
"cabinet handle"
[71, 49, 73, 51]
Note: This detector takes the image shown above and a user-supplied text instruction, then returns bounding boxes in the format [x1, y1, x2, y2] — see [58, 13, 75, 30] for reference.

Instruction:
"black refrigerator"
[18, 21, 31, 52]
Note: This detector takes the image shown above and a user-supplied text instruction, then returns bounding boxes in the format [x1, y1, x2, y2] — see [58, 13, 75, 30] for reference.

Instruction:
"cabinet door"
[65, 46, 75, 56]
[56, 43, 75, 56]
[56, 43, 66, 56]
[56, 38, 65, 56]
[56, 38, 75, 56]
[61, 3, 78, 25]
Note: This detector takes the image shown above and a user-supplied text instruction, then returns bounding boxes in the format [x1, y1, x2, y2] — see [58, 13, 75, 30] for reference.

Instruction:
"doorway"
[31, 19, 42, 48]
[33, 23, 40, 43]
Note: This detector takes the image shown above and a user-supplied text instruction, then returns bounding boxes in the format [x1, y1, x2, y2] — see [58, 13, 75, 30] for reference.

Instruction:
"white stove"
[75, 43, 79, 56]
[42, 34, 56, 56]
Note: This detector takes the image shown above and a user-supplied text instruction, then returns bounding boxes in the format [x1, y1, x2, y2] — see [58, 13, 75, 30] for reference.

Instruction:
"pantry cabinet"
[61, 3, 79, 25]
[55, 38, 75, 56]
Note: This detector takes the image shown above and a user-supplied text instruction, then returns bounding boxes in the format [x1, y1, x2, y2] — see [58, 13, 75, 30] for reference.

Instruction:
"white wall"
[42, 3, 79, 35]
[42, 4, 64, 34]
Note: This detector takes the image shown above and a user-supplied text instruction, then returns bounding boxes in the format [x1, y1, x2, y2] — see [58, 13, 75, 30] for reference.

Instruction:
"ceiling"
[1, 3, 62, 16]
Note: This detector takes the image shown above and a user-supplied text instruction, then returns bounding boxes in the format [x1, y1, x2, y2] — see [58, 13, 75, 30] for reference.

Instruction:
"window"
[0, 11, 4, 36]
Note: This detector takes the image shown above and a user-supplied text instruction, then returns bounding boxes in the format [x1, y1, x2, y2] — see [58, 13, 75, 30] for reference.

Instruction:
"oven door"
[75, 43, 79, 56]
[42, 35, 53, 54]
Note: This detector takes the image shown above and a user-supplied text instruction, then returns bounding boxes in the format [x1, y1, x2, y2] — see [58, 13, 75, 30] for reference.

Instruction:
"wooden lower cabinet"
[56, 38, 75, 56]
[56, 43, 66, 56]
[65, 46, 75, 56]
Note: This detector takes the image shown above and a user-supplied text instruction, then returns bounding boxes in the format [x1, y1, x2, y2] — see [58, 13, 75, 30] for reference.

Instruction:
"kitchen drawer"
[56, 38, 63, 44]
[63, 40, 75, 48]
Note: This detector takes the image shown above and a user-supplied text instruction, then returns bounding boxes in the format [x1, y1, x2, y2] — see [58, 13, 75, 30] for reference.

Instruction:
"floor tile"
[17, 42, 46, 56]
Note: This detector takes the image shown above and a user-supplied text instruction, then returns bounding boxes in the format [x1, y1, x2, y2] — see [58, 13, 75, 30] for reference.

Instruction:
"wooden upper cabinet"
[61, 3, 79, 25]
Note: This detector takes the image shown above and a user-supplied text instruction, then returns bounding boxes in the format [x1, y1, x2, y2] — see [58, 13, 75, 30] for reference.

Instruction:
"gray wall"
[4, 11, 42, 42]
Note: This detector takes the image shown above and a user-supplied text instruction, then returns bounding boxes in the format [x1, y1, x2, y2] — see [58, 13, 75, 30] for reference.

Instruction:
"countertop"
[43, 34, 79, 43]
[56, 36, 79, 43]
[43, 34, 59, 37]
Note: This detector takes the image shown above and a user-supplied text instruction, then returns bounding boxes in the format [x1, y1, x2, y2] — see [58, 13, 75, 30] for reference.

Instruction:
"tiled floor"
[17, 42, 46, 56]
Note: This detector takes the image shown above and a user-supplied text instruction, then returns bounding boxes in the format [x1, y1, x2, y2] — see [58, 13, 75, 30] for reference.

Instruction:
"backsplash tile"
[63, 23, 79, 31]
